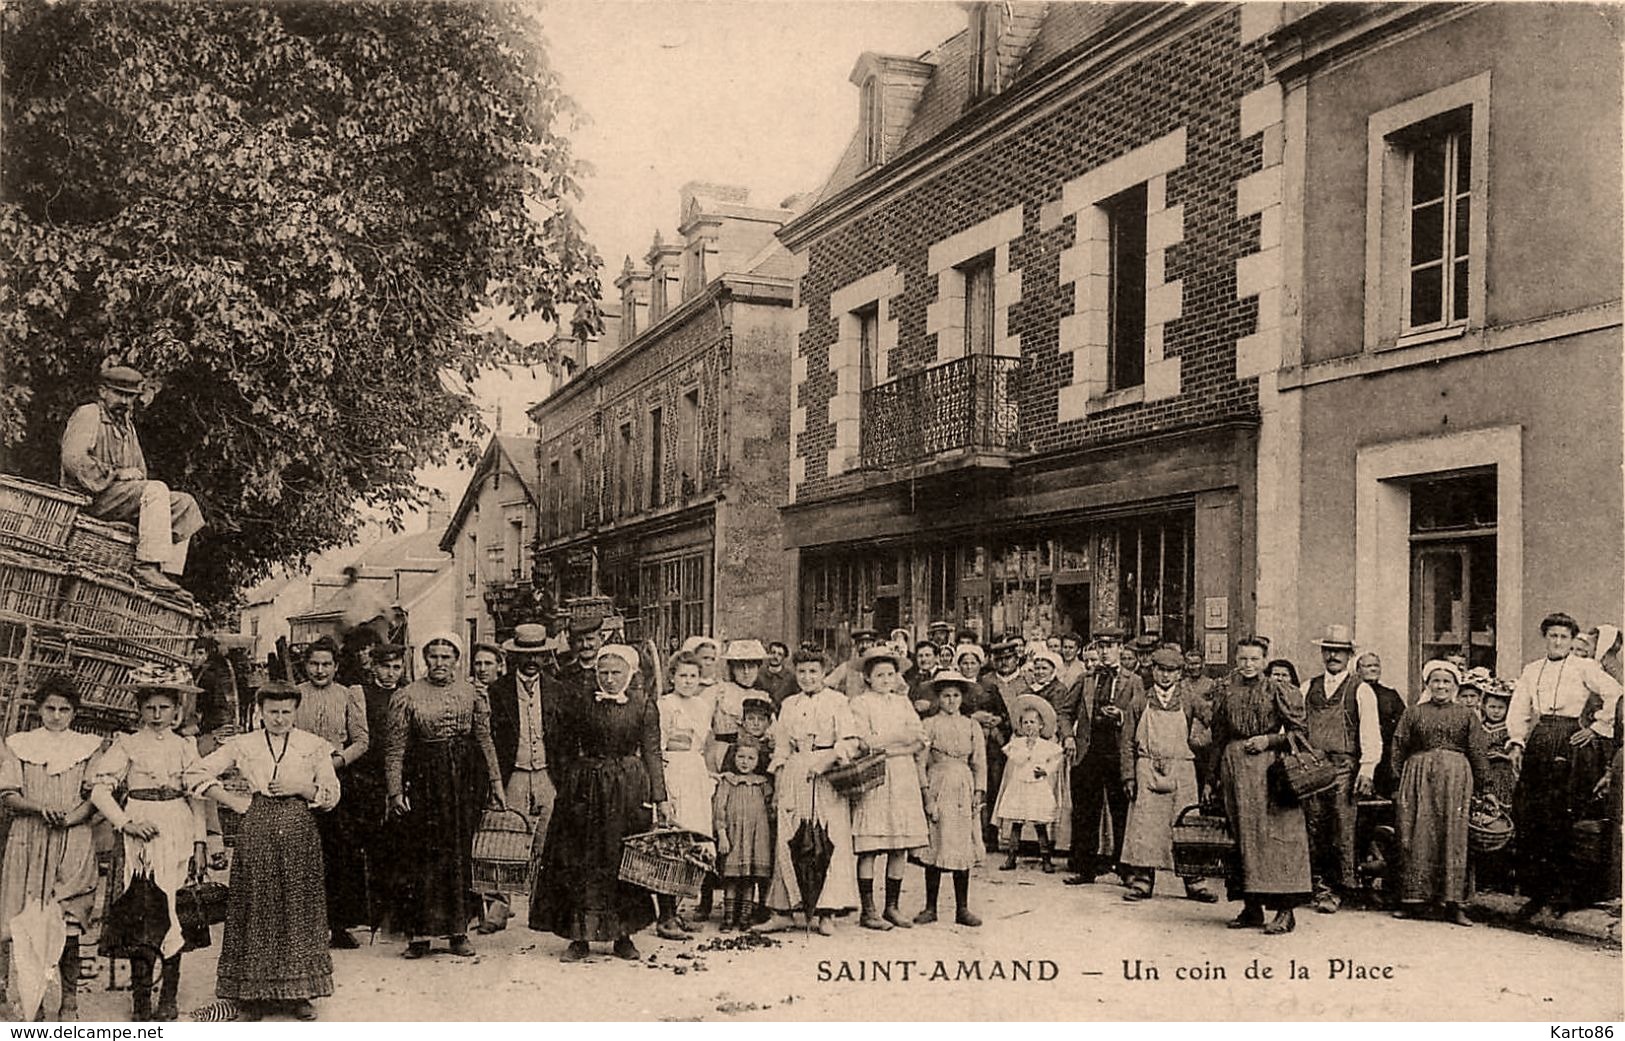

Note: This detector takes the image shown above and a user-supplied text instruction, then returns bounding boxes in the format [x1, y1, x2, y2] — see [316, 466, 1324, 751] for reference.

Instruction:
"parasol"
[8, 899, 66, 1021]
[787, 783, 833, 924]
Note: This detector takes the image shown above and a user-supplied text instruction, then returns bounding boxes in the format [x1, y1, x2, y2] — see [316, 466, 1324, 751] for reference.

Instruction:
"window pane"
[1410, 264, 1443, 327]
[1107, 182, 1147, 390]
[963, 258, 994, 356]
[1411, 200, 1444, 264]
[1453, 259, 1469, 322]
[1412, 139, 1445, 203]
[1454, 132, 1471, 192]
[1453, 196, 1471, 259]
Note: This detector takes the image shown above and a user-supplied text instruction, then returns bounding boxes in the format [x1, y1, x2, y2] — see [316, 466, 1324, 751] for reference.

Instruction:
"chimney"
[646, 231, 683, 323]
[614, 256, 651, 345]
[676, 182, 795, 296]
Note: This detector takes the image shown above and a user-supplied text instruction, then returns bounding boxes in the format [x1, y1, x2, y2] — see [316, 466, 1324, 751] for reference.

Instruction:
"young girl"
[708, 640, 768, 774]
[849, 648, 928, 930]
[0, 676, 101, 1021]
[657, 653, 716, 938]
[913, 671, 986, 927]
[712, 740, 773, 931]
[90, 666, 209, 1021]
[992, 696, 1062, 873]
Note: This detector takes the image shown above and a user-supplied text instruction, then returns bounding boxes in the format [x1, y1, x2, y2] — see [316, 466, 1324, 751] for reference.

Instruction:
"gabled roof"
[809, 3, 1123, 207]
[438, 435, 542, 552]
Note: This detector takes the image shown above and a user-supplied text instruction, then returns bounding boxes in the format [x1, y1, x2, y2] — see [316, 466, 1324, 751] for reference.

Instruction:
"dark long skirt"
[1219, 740, 1310, 903]
[216, 795, 334, 1002]
[396, 737, 486, 938]
[318, 794, 369, 930]
[1395, 749, 1473, 903]
[529, 753, 656, 941]
[1514, 716, 1580, 904]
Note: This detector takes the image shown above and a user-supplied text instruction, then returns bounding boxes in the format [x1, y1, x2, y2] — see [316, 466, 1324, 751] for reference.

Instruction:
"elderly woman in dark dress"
[384, 632, 506, 960]
[530, 644, 671, 962]
[1391, 660, 1490, 926]
[1212, 636, 1312, 935]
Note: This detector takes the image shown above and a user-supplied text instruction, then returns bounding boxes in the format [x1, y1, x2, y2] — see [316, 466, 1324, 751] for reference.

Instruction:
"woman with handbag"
[0, 676, 101, 1020]
[89, 665, 209, 1021]
[1210, 638, 1313, 935]
[1390, 660, 1491, 925]
[188, 681, 339, 1020]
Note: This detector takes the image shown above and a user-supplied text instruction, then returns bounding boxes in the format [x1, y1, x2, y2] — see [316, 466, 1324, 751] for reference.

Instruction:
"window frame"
[1103, 182, 1148, 392]
[1399, 112, 1473, 337]
[959, 252, 996, 358]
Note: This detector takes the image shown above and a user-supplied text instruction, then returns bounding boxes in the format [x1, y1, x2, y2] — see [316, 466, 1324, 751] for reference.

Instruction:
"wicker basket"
[826, 750, 888, 799]
[65, 516, 137, 573]
[472, 808, 535, 895]
[0, 549, 68, 624]
[618, 828, 711, 897]
[1172, 805, 1238, 878]
[58, 567, 199, 662]
[66, 644, 143, 713]
[0, 475, 86, 557]
[1468, 798, 1515, 854]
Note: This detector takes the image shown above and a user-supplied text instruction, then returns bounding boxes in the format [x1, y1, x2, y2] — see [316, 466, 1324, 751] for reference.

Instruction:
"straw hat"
[1011, 693, 1057, 739]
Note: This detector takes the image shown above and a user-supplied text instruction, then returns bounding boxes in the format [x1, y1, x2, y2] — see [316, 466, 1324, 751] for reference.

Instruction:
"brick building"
[1250, 3, 1624, 683]
[779, 3, 1278, 659]
[528, 183, 799, 647]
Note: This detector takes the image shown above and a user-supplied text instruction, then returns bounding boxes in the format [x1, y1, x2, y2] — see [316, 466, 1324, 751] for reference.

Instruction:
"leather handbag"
[1271, 732, 1339, 803]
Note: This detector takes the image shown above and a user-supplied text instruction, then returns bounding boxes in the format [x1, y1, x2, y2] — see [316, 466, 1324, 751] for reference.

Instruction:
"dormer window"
[862, 76, 885, 166]
[967, 2, 999, 101]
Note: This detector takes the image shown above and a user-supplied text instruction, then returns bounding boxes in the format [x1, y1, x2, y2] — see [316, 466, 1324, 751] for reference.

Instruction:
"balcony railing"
[859, 353, 1022, 470]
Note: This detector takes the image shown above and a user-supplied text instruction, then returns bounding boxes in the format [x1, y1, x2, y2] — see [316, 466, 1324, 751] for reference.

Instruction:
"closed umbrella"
[9, 899, 66, 1021]
[787, 785, 833, 924]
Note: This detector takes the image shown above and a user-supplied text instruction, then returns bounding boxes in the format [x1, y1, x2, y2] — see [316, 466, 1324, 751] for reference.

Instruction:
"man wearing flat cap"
[60, 363, 204, 594]
[1299, 624, 1382, 915]
[558, 612, 606, 698]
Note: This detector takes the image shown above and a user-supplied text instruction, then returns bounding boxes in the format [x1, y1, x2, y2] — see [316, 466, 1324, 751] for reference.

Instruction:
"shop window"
[1110, 513, 1194, 648]
[1410, 470, 1496, 672]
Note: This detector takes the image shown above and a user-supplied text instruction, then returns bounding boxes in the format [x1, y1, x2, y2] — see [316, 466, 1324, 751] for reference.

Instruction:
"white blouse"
[190, 729, 341, 812]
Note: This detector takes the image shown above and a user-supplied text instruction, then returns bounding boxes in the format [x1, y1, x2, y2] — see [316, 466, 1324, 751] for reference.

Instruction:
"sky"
[408, 0, 967, 522]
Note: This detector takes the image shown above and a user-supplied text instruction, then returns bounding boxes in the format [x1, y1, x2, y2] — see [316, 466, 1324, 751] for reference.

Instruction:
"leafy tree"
[1, 0, 601, 606]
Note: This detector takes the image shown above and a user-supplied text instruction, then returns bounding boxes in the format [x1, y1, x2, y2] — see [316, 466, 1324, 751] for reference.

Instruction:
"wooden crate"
[0, 549, 68, 623]
[0, 475, 86, 556]
[65, 516, 137, 573]
[58, 567, 200, 663]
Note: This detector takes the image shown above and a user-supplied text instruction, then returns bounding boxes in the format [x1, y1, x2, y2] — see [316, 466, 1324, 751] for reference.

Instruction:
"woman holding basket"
[529, 644, 670, 962]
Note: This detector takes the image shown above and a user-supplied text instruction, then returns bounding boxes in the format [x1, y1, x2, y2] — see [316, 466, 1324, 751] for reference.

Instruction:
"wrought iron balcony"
[859, 354, 1022, 471]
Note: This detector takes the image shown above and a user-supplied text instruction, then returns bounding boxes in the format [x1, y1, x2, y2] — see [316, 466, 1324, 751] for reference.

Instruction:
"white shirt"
[1508, 654, 1622, 747]
[1301, 670, 1383, 780]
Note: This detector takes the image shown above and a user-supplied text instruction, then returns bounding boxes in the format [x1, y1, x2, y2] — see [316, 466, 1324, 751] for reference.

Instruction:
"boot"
[1000, 846, 1018, 871]
[914, 869, 940, 925]
[56, 938, 78, 1021]
[717, 891, 738, 933]
[130, 956, 154, 1022]
[952, 870, 981, 927]
[858, 878, 891, 930]
[1040, 836, 1056, 874]
[692, 882, 714, 921]
[155, 955, 181, 1021]
[882, 877, 912, 929]
[1264, 908, 1296, 935]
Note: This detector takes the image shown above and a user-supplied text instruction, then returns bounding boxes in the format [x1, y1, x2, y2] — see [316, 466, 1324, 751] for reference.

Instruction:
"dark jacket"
[1074, 667, 1144, 762]
[485, 670, 561, 787]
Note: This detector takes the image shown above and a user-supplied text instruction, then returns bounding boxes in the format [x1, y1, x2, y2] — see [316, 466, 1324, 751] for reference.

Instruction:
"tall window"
[571, 447, 585, 528]
[961, 253, 995, 357]
[856, 304, 880, 391]
[679, 388, 701, 493]
[616, 422, 635, 516]
[861, 77, 884, 166]
[1403, 111, 1472, 333]
[647, 407, 666, 507]
[1103, 182, 1148, 390]
[506, 515, 525, 581]
[547, 458, 561, 538]
[1410, 469, 1497, 675]
[967, 3, 998, 101]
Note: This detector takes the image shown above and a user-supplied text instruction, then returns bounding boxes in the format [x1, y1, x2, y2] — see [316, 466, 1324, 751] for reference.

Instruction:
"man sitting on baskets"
[59, 363, 204, 595]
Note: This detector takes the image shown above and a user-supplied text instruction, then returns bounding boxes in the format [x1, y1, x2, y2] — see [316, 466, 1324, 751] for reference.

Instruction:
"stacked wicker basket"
[0, 473, 203, 738]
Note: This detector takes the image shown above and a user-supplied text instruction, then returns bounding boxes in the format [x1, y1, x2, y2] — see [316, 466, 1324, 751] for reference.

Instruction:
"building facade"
[1252, 3, 1624, 685]
[439, 434, 546, 648]
[529, 184, 799, 648]
[780, 3, 1278, 660]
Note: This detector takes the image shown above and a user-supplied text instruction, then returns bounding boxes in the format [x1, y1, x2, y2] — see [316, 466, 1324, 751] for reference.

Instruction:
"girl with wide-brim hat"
[911, 672, 987, 927]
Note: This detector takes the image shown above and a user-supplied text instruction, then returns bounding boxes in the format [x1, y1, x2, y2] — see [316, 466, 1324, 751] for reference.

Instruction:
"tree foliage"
[0, 0, 601, 605]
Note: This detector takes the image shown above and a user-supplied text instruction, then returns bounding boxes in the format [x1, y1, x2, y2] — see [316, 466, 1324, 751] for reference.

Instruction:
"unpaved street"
[74, 865, 1622, 1022]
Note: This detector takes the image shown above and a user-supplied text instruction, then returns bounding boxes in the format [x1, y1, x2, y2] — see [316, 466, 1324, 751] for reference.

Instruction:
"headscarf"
[595, 644, 640, 697]
[680, 636, 719, 656]
[954, 643, 987, 672]
[421, 630, 464, 663]
[1028, 647, 1064, 678]
[1420, 658, 1462, 699]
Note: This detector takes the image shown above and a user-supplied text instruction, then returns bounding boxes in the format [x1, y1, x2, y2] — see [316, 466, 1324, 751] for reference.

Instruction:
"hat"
[953, 643, 987, 668]
[679, 635, 719, 655]
[121, 662, 202, 695]
[502, 623, 551, 654]
[927, 620, 953, 632]
[596, 644, 640, 669]
[569, 613, 607, 636]
[1129, 633, 1160, 653]
[1149, 647, 1183, 670]
[1539, 612, 1580, 637]
[723, 639, 767, 662]
[989, 637, 1021, 655]
[100, 364, 146, 393]
[371, 642, 406, 662]
[1312, 624, 1356, 650]
[929, 669, 976, 691]
[1421, 659, 1463, 686]
[861, 645, 902, 668]
[1028, 647, 1064, 674]
[741, 694, 774, 716]
[849, 628, 879, 642]
[421, 630, 464, 660]
[1011, 693, 1057, 739]
[1093, 626, 1125, 644]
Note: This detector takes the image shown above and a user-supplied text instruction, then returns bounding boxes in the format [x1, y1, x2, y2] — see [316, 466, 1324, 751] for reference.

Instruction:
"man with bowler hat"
[60, 363, 205, 593]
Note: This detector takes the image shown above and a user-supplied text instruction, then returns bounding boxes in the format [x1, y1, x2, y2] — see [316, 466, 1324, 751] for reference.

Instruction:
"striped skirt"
[216, 795, 333, 1002]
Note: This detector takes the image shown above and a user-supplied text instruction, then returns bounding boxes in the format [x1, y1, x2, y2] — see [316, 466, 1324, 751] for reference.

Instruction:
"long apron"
[663, 748, 715, 837]
[1120, 703, 1199, 871]
[765, 745, 858, 915]
[118, 797, 198, 958]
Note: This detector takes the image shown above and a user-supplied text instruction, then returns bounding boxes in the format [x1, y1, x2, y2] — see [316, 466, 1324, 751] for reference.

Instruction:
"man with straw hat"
[59, 363, 204, 595]
[1300, 624, 1383, 915]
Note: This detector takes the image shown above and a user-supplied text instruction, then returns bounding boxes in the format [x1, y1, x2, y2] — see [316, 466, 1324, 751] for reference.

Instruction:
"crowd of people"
[0, 609, 1619, 1021]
